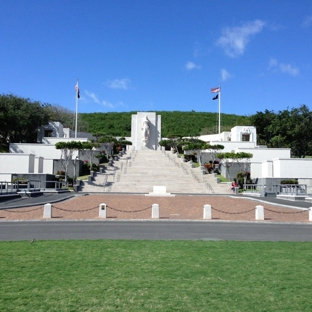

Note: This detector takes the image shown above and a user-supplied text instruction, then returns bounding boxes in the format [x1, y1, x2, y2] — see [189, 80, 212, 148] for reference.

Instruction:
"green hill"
[80, 111, 252, 138]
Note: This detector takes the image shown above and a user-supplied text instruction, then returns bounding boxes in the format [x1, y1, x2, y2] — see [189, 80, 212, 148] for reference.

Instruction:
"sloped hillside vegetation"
[80, 111, 252, 138]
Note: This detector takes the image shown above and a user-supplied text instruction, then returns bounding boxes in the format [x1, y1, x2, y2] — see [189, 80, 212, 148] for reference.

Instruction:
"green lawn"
[1, 240, 312, 311]
[217, 174, 229, 182]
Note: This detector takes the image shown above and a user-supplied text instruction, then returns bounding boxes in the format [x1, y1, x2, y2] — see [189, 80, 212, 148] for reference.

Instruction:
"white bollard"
[309, 207, 312, 222]
[255, 205, 264, 220]
[203, 204, 212, 220]
[99, 203, 107, 218]
[43, 203, 52, 218]
[152, 204, 159, 219]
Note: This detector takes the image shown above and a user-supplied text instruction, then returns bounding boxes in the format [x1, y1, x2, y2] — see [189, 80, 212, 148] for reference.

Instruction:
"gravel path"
[0, 194, 310, 223]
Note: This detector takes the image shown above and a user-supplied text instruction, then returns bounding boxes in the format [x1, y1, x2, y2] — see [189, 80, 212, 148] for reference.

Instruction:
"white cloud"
[102, 100, 114, 108]
[85, 91, 126, 109]
[85, 91, 100, 104]
[105, 78, 131, 90]
[268, 58, 299, 76]
[102, 101, 126, 109]
[302, 15, 312, 28]
[279, 63, 299, 76]
[185, 61, 201, 70]
[220, 68, 231, 81]
[268, 58, 278, 69]
[216, 20, 265, 57]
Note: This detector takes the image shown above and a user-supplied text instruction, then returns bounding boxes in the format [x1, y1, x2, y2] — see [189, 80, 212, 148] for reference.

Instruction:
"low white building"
[199, 126, 312, 185]
[0, 122, 93, 181]
[1, 118, 312, 188]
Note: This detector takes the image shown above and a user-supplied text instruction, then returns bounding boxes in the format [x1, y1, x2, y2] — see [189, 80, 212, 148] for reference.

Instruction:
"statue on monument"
[141, 116, 150, 146]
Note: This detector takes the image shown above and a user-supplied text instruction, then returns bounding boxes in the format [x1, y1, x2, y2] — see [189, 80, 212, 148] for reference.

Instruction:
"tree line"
[250, 104, 312, 157]
[0, 94, 88, 150]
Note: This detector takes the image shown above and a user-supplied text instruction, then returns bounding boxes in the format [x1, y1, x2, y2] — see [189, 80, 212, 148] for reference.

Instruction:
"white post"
[255, 205, 264, 220]
[99, 203, 107, 218]
[43, 203, 52, 218]
[203, 204, 212, 220]
[152, 203, 159, 219]
[309, 207, 312, 221]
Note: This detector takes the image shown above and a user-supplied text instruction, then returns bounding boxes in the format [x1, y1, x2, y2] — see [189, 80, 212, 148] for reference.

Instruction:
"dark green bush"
[236, 172, 251, 188]
[280, 179, 298, 184]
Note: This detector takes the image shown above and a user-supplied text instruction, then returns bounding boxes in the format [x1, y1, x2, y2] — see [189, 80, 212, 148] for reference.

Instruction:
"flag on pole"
[212, 94, 218, 100]
[75, 82, 80, 98]
[211, 87, 220, 93]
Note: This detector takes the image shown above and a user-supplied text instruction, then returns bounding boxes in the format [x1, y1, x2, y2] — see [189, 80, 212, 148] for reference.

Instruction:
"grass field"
[1, 240, 312, 311]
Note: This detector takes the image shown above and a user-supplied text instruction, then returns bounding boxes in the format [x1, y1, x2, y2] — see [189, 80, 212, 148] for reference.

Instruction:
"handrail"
[0, 180, 68, 195]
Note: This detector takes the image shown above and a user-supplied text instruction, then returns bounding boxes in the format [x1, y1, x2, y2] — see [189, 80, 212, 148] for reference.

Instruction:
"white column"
[255, 205, 264, 220]
[152, 203, 159, 219]
[43, 203, 52, 218]
[203, 204, 212, 220]
[309, 207, 312, 221]
[99, 203, 107, 218]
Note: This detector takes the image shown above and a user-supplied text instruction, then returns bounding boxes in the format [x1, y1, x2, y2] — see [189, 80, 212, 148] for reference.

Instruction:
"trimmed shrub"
[281, 179, 298, 184]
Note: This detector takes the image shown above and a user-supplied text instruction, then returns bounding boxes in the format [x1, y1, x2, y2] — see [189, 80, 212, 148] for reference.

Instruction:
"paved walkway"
[0, 193, 311, 223]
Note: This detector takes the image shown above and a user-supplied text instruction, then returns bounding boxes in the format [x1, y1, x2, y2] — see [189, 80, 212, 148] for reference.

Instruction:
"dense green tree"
[0, 94, 50, 146]
[251, 105, 312, 157]
[250, 109, 276, 145]
[268, 105, 312, 157]
[44, 104, 89, 132]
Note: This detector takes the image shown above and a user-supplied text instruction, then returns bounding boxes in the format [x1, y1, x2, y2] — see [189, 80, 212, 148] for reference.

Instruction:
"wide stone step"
[81, 150, 231, 194]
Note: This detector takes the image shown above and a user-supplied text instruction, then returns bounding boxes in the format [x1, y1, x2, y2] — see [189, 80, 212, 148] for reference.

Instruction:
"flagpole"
[211, 85, 221, 137]
[218, 84, 221, 137]
[75, 79, 78, 138]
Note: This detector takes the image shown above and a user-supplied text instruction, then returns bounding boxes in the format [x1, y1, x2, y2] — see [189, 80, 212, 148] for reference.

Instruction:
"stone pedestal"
[131, 112, 161, 150]
[43, 203, 52, 218]
[99, 203, 107, 218]
[152, 204, 159, 219]
[255, 205, 264, 220]
[203, 204, 212, 219]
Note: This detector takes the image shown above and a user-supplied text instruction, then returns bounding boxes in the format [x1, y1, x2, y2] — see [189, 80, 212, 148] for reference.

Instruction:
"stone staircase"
[80, 149, 231, 194]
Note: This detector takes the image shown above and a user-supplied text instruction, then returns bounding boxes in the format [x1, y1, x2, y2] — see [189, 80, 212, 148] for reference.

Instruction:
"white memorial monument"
[131, 112, 161, 150]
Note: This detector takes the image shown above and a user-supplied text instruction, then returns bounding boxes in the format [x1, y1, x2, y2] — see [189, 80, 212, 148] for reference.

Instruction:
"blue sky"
[1, 0, 312, 116]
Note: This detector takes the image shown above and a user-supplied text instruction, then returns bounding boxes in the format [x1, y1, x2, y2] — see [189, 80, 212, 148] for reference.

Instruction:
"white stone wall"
[250, 162, 262, 179]
[9, 143, 80, 159]
[35, 157, 44, 173]
[235, 147, 291, 162]
[259, 158, 312, 179]
[43, 159, 54, 174]
[231, 126, 257, 142]
[261, 160, 273, 178]
[0, 154, 35, 173]
[0, 174, 12, 181]
[200, 132, 231, 142]
[273, 158, 312, 178]
[209, 141, 256, 153]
